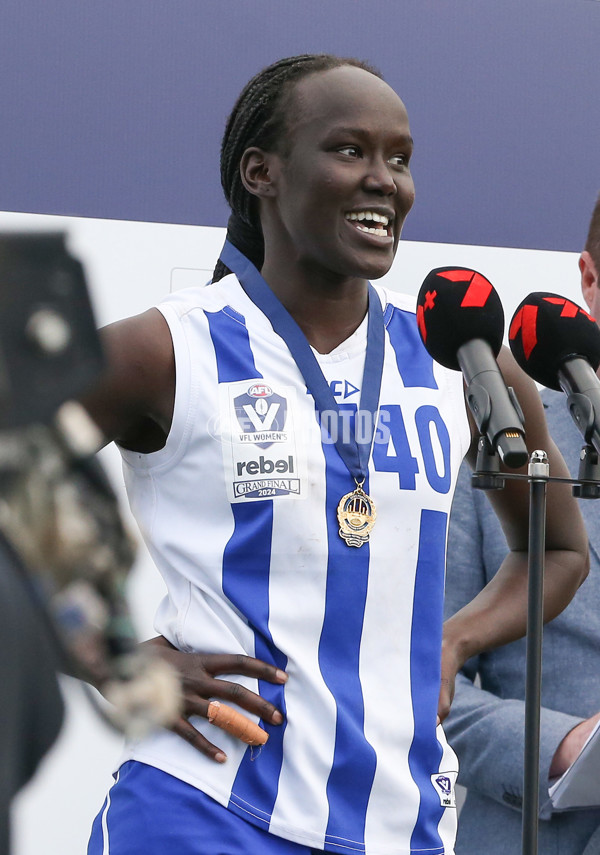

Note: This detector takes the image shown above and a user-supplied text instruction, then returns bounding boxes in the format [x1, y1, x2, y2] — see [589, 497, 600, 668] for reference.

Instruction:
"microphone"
[509, 292, 600, 455]
[417, 267, 528, 469]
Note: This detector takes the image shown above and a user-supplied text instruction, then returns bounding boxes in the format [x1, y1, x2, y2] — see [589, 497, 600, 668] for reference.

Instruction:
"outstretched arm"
[442, 463, 585, 818]
[439, 346, 589, 721]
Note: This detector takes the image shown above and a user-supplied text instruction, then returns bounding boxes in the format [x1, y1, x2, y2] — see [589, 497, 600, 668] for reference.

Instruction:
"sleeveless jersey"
[119, 273, 471, 855]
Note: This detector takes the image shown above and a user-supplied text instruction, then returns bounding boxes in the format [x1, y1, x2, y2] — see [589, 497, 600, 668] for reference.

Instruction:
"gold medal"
[337, 481, 377, 547]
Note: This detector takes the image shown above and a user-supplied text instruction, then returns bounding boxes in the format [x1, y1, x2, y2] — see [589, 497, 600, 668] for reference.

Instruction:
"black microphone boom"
[457, 339, 528, 468]
[559, 359, 600, 454]
[509, 292, 600, 455]
[417, 267, 528, 469]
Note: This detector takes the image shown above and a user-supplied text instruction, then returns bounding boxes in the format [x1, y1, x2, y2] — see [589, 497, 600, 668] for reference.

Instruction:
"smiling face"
[257, 65, 415, 285]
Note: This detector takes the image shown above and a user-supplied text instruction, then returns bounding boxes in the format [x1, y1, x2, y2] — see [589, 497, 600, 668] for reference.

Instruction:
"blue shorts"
[88, 760, 324, 855]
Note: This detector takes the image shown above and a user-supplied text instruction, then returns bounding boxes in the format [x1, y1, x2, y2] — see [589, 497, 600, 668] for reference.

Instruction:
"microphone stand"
[522, 450, 548, 855]
[472, 439, 600, 855]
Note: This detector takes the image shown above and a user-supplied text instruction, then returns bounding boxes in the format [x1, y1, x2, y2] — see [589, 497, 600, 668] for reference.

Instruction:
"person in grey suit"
[444, 193, 600, 855]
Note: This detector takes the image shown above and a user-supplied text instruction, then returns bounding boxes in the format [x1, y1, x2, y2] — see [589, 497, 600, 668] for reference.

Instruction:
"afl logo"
[248, 383, 273, 398]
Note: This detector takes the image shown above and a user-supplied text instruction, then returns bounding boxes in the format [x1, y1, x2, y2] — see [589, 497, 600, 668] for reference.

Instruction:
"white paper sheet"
[549, 720, 600, 810]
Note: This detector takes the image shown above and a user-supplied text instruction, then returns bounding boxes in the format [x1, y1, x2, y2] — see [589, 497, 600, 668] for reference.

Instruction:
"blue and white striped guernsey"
[119, 273, 471, 855]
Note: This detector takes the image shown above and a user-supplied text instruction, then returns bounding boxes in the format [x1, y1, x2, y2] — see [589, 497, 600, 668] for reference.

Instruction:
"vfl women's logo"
[430, 771, 457, 808]
[221, 380, 304, 502]
[234, 383, 288, 449]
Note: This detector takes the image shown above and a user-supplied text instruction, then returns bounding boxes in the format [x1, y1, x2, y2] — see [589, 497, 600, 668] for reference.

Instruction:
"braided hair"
[213, 54, 383, 282]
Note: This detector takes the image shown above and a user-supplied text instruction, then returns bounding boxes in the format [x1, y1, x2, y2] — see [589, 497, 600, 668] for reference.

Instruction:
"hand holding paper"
[549, 712, 600, 810]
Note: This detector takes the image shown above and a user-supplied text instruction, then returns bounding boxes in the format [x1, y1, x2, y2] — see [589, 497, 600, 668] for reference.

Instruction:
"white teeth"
[345, 211, 390, 227]
[356, 224, 388, 236]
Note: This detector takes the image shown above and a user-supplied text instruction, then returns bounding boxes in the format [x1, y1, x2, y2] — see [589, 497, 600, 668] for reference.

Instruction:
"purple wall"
[1, 0, 598, 252]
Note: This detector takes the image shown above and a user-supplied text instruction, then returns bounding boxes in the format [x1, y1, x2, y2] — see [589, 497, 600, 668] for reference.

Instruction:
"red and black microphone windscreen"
[416, 267, 504, 370]
[508, 293, 600, 390]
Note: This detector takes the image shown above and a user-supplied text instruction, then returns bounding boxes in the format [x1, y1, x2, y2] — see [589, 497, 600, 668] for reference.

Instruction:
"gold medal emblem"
[337, 483, 377, 547]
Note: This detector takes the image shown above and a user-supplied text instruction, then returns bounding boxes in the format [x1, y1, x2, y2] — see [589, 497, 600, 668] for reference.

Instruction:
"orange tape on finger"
[207, 701, 269, 746]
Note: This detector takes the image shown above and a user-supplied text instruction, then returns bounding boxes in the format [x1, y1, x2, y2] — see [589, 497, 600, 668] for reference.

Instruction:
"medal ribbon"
[219, 240, 385, 485]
